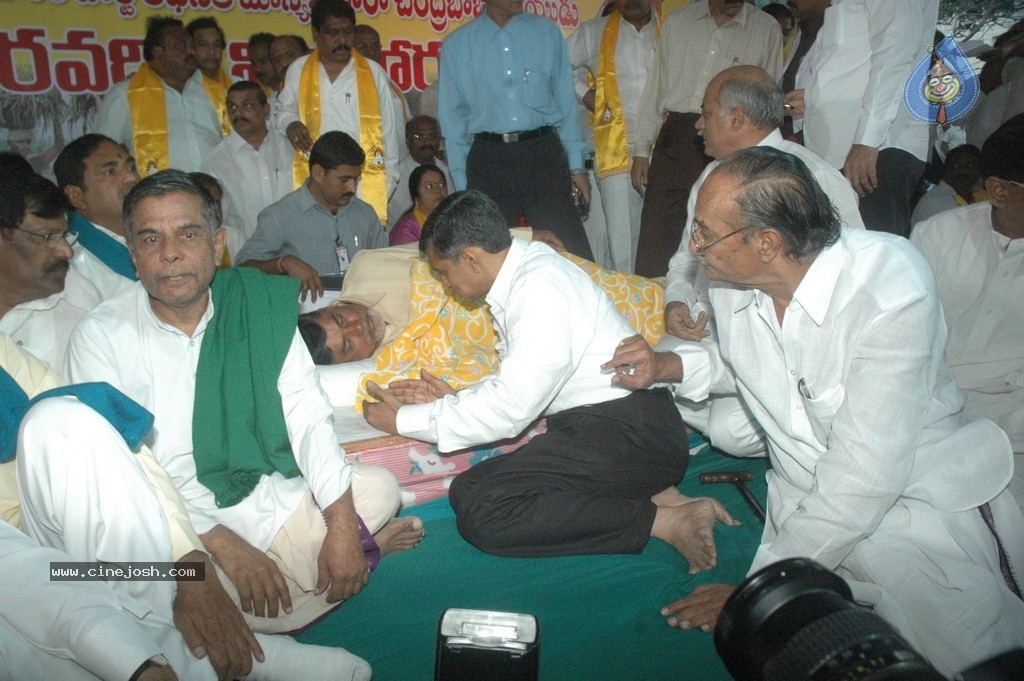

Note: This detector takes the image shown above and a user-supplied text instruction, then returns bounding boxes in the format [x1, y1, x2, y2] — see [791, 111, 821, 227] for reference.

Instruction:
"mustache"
[46, 260, 70, 274]
[332, 44, 351, 53]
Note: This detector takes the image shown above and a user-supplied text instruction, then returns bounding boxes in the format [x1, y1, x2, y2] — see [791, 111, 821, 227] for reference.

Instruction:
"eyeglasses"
[423, 180, 448, 192]
[689, 225, 751, 256]
[1007, 179, 1024, 189]
[411, 132, 442, 142]
[14, 227, 78, 247]
[226, 100, 263, 113]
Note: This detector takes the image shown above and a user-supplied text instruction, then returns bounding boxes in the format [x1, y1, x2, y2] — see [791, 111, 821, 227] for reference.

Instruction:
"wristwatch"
[129, 655, 171, 681]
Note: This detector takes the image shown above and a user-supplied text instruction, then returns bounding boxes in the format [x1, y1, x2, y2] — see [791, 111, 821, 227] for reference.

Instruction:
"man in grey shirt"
[236, 131, 387, 302]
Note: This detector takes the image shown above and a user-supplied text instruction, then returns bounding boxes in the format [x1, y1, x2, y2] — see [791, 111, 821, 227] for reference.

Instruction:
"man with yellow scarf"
[187, 16, 235, 141]
[569, 0, 658, 274]
[93, 16, 223, 176]
[277, 0, 403, 227]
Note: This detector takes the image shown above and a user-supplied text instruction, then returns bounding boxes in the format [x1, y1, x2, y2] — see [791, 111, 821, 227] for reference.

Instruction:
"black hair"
[309, 130, 365, 171]
[143, 16, 184, 62]
[311, 0, 356, 32]
[419, 190, 512, 259]
[0, 174, 70, 231]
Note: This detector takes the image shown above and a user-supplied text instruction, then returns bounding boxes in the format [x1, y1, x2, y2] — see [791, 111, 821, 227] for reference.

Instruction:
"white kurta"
[910, 203, 1024, 455]
[67, 283, 353, 551]
[794, 0, 938, 168]
[277, 54, 403, 200]
[0, 267, 101, 380]
[397, 238, 635, 451]
[93, 69, 223, 173]
[665, 129, 863, 318]
[202, 128, 296, 250]
[70, 221, 136, 301]
[672, 228, 1024, 675]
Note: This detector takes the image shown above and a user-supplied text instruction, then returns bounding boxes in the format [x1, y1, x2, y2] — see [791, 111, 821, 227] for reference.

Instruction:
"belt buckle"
[501, 132, 520, 143]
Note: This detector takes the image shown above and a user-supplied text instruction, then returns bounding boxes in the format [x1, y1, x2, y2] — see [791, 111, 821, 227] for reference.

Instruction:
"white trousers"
[593, 171, 643, 274]
[14, 397, 375, 681]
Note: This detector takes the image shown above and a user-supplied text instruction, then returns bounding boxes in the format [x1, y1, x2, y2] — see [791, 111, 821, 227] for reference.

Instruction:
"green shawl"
[193, 268, 302, 507]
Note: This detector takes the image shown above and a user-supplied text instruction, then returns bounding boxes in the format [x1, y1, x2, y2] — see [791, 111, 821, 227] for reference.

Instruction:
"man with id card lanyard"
[236, 131, 386, 303]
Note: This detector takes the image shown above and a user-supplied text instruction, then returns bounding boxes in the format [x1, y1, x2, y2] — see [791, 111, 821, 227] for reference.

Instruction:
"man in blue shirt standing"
[438, 0, 594, 260]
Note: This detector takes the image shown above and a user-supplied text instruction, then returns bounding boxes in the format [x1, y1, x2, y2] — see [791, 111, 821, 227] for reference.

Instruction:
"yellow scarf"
[591, 12, 659, 179]
[126, 63, 171, 177]
[294, 51, 388, 224]
[201, 69, 234, 138]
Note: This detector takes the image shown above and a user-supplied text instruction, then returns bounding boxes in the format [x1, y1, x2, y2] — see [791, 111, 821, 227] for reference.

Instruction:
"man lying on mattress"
[355, 190, 739, 569]
[298, 226, 765, 459]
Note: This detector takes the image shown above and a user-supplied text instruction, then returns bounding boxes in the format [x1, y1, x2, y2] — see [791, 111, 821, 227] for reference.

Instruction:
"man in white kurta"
[0, 174, 102, 379]
[55, 134, 141, 300]
[93, 19, 222, 174]
[1, 333, 374, 681]
[203, 81, 295, 255]
[788, 0, 939, 237]
[67, 169, 411, 634]
[611, 147, 1024, 676]
[910, 118, 1024, 509]
[661, 66, 862, 455]
[277, 1, 402, 208]
[569, 0, 657, 273]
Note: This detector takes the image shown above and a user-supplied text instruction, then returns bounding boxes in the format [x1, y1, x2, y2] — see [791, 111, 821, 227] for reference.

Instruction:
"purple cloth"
[389, 213, 423, 246]
[359, 515, 382, 571]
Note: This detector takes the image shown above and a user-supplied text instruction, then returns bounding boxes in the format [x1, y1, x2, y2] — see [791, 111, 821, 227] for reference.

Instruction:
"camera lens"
[715, 558, 944, 681]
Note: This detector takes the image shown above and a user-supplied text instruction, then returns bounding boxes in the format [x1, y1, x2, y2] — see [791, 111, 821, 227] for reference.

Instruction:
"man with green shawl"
[68, 170, 423, 637]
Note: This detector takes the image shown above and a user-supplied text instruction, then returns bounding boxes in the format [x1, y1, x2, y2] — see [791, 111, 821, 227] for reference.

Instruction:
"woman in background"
[389, 164, 448, 246]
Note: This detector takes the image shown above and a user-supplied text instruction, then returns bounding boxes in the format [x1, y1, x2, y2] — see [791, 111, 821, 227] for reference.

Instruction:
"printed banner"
[1, 0, 660, 166]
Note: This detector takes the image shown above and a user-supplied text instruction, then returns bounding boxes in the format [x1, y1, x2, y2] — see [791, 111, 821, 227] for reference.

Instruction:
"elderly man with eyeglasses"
[0, 174, 101, 379]
[387, 115, 454, 228]
[608, 147, 1024, 676]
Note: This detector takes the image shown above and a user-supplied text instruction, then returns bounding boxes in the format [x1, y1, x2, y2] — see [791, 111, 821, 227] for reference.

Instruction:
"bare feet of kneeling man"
[650, 488, 738, 573]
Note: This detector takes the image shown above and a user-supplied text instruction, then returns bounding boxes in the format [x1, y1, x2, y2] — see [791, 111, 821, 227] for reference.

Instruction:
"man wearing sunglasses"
[0, 174, 100, 379]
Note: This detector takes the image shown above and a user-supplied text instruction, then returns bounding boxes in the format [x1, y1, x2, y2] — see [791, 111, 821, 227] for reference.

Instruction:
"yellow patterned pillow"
[355, 253, 665, 411]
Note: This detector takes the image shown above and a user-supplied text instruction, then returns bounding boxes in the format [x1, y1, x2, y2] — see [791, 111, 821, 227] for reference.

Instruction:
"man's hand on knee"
[201, 525, 292, 618]
[317, 492, 369, 603]
[173, 550, 265, 681]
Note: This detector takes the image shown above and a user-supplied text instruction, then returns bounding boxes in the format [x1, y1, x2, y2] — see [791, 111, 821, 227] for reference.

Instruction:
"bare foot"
[651, 498, 738, 574]
[651, 486, 690, 507]
[375, 517, 425, 556]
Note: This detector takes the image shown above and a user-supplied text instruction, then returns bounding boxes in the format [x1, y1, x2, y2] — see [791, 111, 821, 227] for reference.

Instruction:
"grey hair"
[712, 147, 840, 259]
[122, 169, 221, 246]
[717, 76, 785, 131]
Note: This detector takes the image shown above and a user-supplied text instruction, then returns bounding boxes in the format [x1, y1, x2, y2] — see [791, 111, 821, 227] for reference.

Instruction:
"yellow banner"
[1, 0, 697, 163]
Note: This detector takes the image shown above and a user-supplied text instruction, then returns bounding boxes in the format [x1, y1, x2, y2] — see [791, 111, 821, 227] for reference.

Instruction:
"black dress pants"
[449, 388, 689, 557]
[466, 129, 595, 260]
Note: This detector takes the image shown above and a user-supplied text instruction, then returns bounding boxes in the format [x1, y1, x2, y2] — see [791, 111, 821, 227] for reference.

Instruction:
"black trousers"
[858, 147, 926, 238]
[466, 130, 595, 260]
[449, 388, 689, 557]
[635, 112, 711, 277]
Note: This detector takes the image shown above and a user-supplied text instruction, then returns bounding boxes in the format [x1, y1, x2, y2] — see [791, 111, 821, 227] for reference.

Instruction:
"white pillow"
[316, 358, 376, 407]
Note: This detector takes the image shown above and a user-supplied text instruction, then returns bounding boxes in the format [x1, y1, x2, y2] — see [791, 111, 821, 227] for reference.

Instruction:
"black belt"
[474, 126, 554, 143]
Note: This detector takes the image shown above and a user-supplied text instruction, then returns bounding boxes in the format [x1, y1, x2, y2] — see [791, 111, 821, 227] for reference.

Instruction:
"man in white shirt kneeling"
[364, 190, 737, 568]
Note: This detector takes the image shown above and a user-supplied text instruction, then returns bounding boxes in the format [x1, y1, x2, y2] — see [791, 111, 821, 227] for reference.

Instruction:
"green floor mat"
[297, 449, 768, 681]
